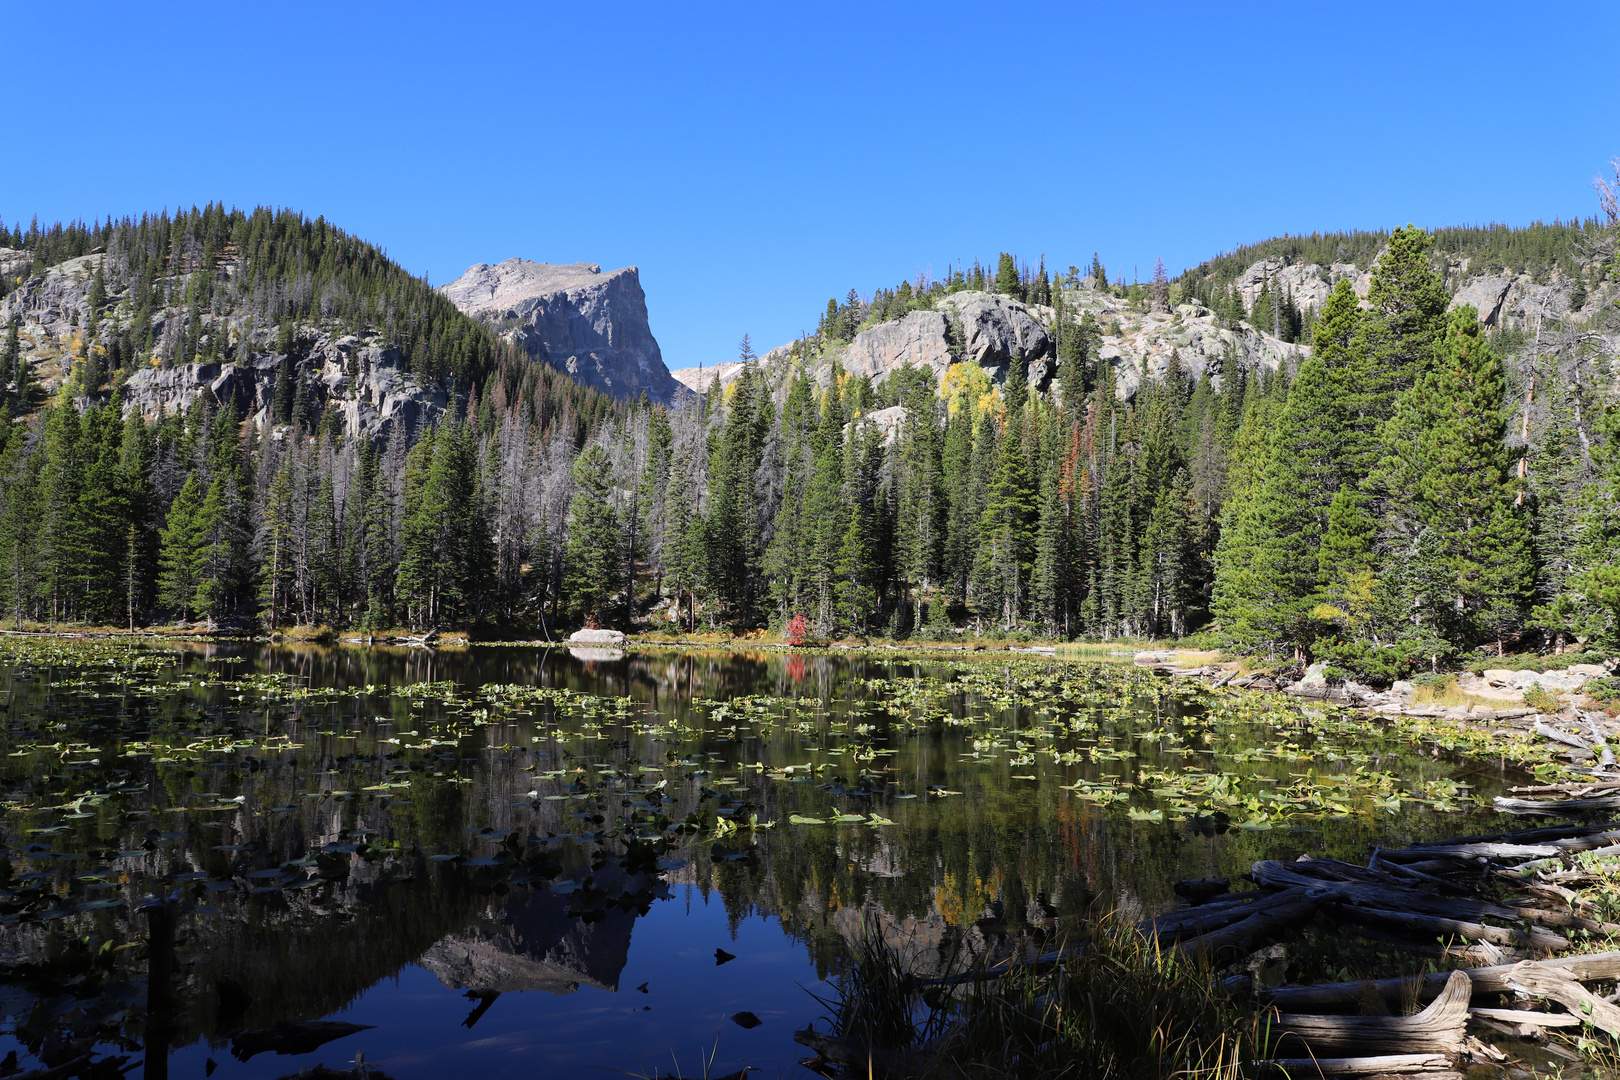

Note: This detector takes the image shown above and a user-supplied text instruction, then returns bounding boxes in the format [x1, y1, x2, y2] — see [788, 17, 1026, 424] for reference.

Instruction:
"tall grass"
[814, 916, 1258, 1079]
[1052, 643, 1140, 660]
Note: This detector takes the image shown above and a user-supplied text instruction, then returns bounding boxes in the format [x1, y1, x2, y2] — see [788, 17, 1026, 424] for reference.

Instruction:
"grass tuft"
[815, 915, 1256, 1079]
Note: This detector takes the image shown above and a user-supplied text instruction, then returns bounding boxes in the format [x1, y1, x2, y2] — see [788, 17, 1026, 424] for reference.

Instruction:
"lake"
[0, 641, 1544, 1078]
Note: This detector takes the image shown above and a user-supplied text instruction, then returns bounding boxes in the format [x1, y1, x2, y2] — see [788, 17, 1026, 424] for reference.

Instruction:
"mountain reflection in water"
[0, 643, 1513, 1079]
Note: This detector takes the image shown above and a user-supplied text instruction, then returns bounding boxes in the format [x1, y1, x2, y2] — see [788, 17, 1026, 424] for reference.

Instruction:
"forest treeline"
[1181, 217, 1608, 293]
[2, 205, 1619, 679]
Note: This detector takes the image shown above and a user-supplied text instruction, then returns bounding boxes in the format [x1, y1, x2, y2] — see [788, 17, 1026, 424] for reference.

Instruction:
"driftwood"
[1494, 794, 1620, 815]
[1141, 888, 1309, 943]
[1179, 893, 1320, 957]
[1268, 970, 1470, 1056]
[1400, 819, 1620, 848]
[1535, 720, 1592, 750]
[1503, 963, 1620, 1038]
[1251, 950, 1620, 1011]
[1506, 841, 1620, 877]
[1329, 902, 1568, 953]
[912, 946, 1080, 988]
[1468, 1006, 1583, 1029]
[1251, 861, 1532, 924]
[1255, 1053, 1455, 1075]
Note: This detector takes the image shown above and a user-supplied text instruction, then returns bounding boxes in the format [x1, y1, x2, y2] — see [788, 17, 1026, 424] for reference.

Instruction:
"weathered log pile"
[1135, 817, 1620, 1075]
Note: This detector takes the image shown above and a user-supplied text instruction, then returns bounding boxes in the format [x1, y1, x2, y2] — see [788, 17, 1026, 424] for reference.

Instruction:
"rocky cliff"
[1231, 252, 1605, 329]
[440, 258, 688, 405]
[0, 248, 459, 441]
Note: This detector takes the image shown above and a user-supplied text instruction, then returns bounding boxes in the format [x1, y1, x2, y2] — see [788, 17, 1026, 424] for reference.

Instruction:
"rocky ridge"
[1232, 252, 1607, 330]
[0, 248, 460, 442]
[669, 284, 1307, 406]
[439, 258, 687, 405]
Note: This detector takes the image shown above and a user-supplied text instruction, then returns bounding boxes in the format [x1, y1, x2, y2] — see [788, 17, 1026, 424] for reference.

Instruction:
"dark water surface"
[0, 642, 1526, 1078]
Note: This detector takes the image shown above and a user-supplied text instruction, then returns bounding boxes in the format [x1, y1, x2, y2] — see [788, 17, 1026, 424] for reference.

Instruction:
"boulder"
[1298, 662, 1329, 686]
[1391, 680, 1416, 703]
[1481, 669, 1519, 688]
[1535, 670, 1590, 693]
[440, 259, 688, 405]
[849, 404, 907, 447]
[568, 628, 626, 647]
[1568, 664, 1608, 677]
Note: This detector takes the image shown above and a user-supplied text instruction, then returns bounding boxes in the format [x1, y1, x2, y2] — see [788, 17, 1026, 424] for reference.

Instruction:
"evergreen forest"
[1, 204, 1619, 682]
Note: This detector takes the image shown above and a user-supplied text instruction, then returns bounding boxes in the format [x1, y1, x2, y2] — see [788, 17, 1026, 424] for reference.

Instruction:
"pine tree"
[157, 475, 207, 622]
[971, 416, 1038, 629]
[259, 461, 296, 626]
[562, 444, 623, 627]
[1355, 225, 1450, 429]
[1368, 307, 1533, 653]
[993, 253, 1021, 298]
[704, 363, 769, 623]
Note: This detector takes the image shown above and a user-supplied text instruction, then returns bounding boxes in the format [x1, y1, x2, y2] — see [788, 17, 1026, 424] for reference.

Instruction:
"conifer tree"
[1368, 307, 1533, 652]
[993, 253, 1021, 297]
[157, 475, 207, 621]
[562, 444, 622, 627]
[971, 417, 1038, 629]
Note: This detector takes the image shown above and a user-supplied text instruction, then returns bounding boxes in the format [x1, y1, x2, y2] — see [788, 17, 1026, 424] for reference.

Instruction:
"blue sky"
[4, 1, 1618, 370]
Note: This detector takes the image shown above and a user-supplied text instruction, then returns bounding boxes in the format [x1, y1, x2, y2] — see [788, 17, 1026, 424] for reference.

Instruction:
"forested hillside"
[0, 205, 625, 629]
[0, 201, 1618, 679]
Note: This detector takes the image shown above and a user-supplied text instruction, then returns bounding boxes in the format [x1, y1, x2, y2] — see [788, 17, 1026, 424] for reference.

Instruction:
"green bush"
[1587, 677, 1620, 707]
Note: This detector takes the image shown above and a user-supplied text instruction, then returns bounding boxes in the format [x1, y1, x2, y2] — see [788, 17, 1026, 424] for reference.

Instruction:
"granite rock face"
[0, 249, 459, 444]
[440, 259, 688, 405]
[937, 291, 1053, 370]
[668, 291, 1055, 398]
[841, 310, 954, 381]
[119, 330, 452, 442]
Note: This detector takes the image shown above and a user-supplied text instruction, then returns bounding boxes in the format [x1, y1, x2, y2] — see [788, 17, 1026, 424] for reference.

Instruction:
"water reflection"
[0, 642, 1517, 1078]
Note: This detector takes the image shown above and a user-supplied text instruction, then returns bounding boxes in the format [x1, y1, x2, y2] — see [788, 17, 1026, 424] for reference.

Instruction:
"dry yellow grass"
[1410, 682, 1513, 711]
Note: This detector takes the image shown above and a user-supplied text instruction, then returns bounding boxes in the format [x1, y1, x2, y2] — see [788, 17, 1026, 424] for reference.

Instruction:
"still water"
[0, 642, 1524, 1078]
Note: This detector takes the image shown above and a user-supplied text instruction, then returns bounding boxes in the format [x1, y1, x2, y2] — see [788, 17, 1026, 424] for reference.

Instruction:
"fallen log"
[793, 1025, 919, 1075]
[1506, 841, 1620, 880]
[1372, 857, 1468, 894]
[1378, 842, 1564, 860]
[1383, 830, 1620, 865]
[1535, 720, 1592, 751]
[1468, 1006, 1582, 1029]
[1249, 950, 1620, 1011]
[1268, 970, 1470, 1056]
[1504, 963, 1620, 1038]
[1181, 893, 1319, 957]
[1329, 902, 1568, 953]
[1141, 889, 1306, 942]
[1494, 794, 1620, 816]
[1402, 820, 1620, 847]
[1251, 861, 1532, 924]
[1254, 1053, 1455, 1075]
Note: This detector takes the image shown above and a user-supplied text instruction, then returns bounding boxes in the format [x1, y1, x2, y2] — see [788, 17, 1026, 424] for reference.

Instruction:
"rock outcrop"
[118, 331, 454, 441]
[0, 250, 460, 444]
[668, 291, 1058, 399]
[440, 259, 688, 405]
[936, 291, 1053, 370]
[841, 310, 954, 381]
[1233, 254, 1594, 329]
